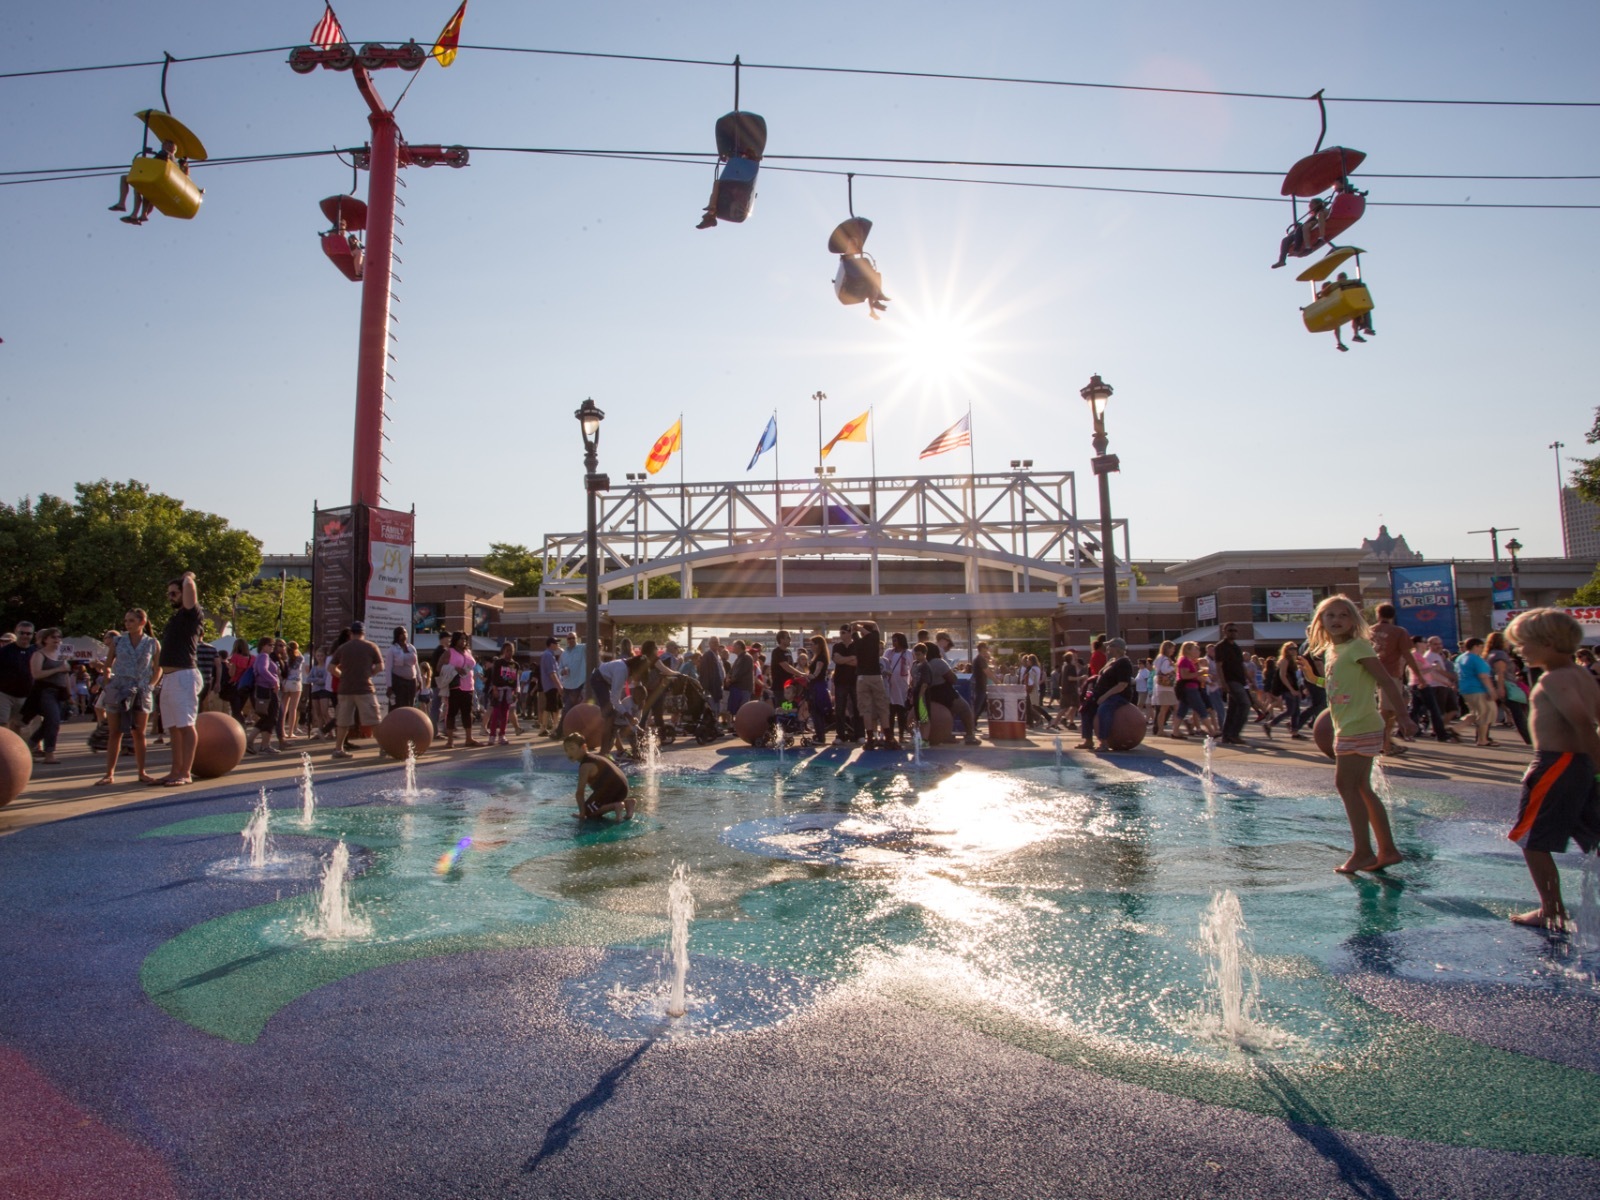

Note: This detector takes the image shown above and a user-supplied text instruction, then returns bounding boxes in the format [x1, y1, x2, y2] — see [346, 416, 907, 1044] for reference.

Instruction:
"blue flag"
[746, 415, 777, 470]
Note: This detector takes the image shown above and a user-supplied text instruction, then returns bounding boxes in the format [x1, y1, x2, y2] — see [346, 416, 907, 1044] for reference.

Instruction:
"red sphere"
[1103, 703, 1149, 752]
[0, 727, 33, 807]
[192, 711, 247, 779]
[561, 703, 605, 750]
[924, 702, 955, 746]
[1312, 710, 1335, 760]
[375, 704, 434, 759]
[734, 700, 776, 746]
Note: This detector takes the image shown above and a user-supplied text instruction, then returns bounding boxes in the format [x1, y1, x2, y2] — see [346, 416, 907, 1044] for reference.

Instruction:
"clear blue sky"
[4, 1, 1596, 561]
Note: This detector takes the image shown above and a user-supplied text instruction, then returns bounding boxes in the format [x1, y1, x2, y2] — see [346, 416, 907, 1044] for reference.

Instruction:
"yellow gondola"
[1297, 246, 1374, 347]
[125, 110, 207, 220]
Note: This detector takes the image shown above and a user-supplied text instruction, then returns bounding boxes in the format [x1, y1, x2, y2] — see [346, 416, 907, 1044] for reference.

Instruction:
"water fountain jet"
[297, 755, 316, 826]
[666, 863, 695, 1019]
[1198, 888, 1261, 1046]
[241, 788, 272, 868]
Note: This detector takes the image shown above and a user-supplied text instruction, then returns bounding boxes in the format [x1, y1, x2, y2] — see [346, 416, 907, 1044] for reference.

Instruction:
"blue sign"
[1390, 564, 1459, 651]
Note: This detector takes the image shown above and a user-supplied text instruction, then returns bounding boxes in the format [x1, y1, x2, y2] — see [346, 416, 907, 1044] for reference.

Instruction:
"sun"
[893, 307, 983, 392]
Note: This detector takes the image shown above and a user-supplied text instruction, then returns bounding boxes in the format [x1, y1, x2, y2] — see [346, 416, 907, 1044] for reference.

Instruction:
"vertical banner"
[364, 506, 416, 641]
[312, 507, 357, 655]
[1390, 563, 1459, 651]
[1490, 576, 1516, 629]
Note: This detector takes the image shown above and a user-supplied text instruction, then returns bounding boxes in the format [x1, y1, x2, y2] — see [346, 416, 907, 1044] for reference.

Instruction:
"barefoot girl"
[1306, 596, 1417, 874]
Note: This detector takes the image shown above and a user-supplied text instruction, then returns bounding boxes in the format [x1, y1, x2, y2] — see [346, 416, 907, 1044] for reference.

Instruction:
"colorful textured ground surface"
[3, 745, 1598, 1199]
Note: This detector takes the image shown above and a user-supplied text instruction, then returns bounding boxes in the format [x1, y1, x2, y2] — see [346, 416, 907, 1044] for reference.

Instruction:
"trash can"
[987, 684, 1028, 740]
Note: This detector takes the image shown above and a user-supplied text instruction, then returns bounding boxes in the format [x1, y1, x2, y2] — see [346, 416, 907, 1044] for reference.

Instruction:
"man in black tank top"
[564, 732, 633, 821]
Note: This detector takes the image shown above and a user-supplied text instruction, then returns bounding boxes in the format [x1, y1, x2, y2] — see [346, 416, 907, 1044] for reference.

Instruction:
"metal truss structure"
[538, 471, 1134, 623]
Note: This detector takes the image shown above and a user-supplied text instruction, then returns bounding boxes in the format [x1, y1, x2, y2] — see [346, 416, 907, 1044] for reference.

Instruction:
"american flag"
[919, 413, 971, 459]
[310, 3, 346, 48]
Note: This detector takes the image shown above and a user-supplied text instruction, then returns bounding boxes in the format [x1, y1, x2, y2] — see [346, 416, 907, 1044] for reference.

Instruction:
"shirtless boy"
[564, 732, 634, 822]
[1505, 609, 1600, 928]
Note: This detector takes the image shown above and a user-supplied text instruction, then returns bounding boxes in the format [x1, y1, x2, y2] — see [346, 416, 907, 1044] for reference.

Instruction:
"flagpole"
[813, 390, 825, 474]
[966, 402, 976, 482]
[869, 405, 877, 482]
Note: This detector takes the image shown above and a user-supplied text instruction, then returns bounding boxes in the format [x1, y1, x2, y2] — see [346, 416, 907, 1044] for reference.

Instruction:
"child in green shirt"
[1307, 596, 1417, 874]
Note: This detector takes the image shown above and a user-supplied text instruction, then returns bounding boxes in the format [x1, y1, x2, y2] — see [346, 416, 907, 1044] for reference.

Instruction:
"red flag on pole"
[432, 0, 469, 67]
[645, 419, 682, 475]
[310, 3, 346, 48]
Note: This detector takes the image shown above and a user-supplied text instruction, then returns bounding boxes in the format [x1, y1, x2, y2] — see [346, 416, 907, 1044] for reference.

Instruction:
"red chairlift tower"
[288, 41, 467, 509]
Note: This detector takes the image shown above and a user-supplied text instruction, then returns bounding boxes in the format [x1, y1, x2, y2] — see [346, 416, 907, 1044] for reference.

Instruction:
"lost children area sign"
[1389, 563, 1460, 651]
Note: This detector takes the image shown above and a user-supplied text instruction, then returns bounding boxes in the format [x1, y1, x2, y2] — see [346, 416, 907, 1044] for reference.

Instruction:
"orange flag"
[645, 419, 682, 475]
[822, 410, 869, 458]
[432, 0, 468, 67]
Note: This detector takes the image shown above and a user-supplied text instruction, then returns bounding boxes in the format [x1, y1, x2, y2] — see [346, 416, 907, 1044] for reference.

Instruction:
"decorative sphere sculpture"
[0, 727, 33, 807]
[1102, 702, 1149, 752]
[561, 703, 605, 751]
[1312, 710, 1335, 760]
[734, 700, 775, 746]
[191, 711, 247, 779]
[924, 702, 955, 746]
[375, 705, 434, 759]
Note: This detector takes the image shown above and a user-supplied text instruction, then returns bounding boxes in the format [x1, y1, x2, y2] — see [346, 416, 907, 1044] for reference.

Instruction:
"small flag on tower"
[645, 419, 682, 475]
[919, 413, 972, 459]
[822, 411, 869, 459]
[432, 0, 469, 67]
[310, 2, 346, 48]
[747, 415, 778, 471]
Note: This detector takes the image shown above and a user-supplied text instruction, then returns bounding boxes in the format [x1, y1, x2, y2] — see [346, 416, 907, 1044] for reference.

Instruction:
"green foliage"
[0, 480, 260, 636]
[610, 574, 683, 647]
[979, 616, 1052, 667]
[233, 577, 312, 647]
[484, 542, 544, 597]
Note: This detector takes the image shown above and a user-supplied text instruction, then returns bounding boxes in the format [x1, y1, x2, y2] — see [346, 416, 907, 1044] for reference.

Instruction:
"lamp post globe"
[1080, 374, 1120, 640]
[575, 398, 606, 696]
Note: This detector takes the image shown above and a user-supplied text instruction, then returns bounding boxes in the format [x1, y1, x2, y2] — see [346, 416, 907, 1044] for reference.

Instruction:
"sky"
[3, 1, 1597, 563]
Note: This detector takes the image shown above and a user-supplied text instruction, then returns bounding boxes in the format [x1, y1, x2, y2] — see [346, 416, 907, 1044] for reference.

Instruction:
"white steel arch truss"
[538, 471, 1134, 613]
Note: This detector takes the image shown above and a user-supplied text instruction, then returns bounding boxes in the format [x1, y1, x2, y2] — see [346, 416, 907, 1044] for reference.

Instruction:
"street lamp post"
[1506, 537, 1523, 610]
[575, 398, 608, 697]
[1080, 374, 1120, 640]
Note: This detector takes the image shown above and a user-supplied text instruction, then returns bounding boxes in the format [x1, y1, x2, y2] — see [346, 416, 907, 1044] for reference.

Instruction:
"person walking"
[330, 622, 386, 759]
[1485, 631, 1532, 746]
[726, 640, 754, 716]
[0, 622, 34, 731]
[440, 632, 482, 750]
[1150, 641, 1180, 737]
[539, 637, 563, 736]
[1215, 624, 1252, 745]
[485, 642, 519, 745]
[154, 573, 206, 786]
[245, 636, 282, 755]
[25, 628, 73, 764]
[1455, 637, 1500, 747]
[1369, 604, 1429, 756]
[806, 635, 834, 743]
[386, 627, 419, 710]
[970, 641, 992, 735]
[280, 641, 306, 740]
[1265, 642, 1308, 738]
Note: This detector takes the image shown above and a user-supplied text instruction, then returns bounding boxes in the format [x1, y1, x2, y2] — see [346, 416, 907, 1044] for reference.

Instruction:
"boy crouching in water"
[563, 732, 634, 822]
[1505, 608, 1600, 928]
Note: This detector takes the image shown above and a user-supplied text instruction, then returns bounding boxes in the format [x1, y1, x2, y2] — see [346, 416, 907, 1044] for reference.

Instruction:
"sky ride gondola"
[109, 109, 207, 225]
[696, 59, 766, 229]
[1297, 245, 1375, 352]
[1270, 92, 1367, 269]
[318, 194, 368, 282]
[828, 177, 889, 318]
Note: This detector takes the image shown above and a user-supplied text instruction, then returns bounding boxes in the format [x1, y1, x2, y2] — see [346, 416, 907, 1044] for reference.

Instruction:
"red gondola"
[319, 194, 367, 282]
[1270, 95, 1368, 269]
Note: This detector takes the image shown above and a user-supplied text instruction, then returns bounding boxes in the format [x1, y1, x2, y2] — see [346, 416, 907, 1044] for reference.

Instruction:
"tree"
[233, 577, 313, 647]
[1562, 407, 1600, 603]
[0, 480, 261, 635]
[979, 616, 1052, 667]
[484, 542, 544, 597]
[610, 574, 684, 647]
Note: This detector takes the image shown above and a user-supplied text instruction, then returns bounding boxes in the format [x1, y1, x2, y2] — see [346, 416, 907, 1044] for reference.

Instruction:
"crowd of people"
[6, 582, 1600, 930]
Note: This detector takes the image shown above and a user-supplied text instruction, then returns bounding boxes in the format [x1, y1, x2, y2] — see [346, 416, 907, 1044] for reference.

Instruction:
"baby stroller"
[678, 676, 722, 745]
[769, 700, 811, 748]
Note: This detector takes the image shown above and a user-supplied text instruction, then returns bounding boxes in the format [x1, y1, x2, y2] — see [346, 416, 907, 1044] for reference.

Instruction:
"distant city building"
[1359, 524, 1423, 565]
[1562, 488, 1600, 560]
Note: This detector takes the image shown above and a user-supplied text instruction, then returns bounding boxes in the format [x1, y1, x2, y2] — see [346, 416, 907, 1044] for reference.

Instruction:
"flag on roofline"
[310, 3, 346, 49]
[746, 415, 777, 471]
[432, 0, 469, 67]
[919, 413, 971, 459]
[822, 410, 869, 459]
[645, 419, 682, 475]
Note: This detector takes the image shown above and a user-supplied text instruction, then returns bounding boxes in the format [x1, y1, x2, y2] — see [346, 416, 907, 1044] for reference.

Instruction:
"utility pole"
[1551, 440, 1569, 557]
[1467, 526, 1520, 563]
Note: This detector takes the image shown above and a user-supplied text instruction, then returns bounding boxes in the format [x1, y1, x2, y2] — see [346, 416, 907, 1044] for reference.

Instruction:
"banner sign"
[1490, 576, 1515, 629]
[312, 507, 357, 656]
[364, 506, 415, 641]
[412, 603, 443, 635]
[1266, 588, 1316, 619]
[1195, 594, 1217, 624]
[1390, 563, 1459, 651]
[553, 622, 576, 637]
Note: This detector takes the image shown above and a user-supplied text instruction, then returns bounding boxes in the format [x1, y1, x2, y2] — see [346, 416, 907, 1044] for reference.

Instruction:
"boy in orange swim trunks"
[1505, 609, 1600, 929]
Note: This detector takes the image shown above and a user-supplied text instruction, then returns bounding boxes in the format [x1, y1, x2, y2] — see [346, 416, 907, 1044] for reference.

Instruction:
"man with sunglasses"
[0, 623, 35, 731]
